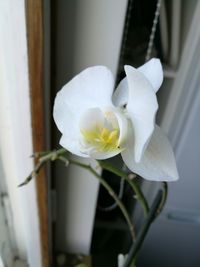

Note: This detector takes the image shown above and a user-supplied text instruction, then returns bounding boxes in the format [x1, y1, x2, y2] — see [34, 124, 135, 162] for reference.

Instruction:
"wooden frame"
[26, 1, 50, 266]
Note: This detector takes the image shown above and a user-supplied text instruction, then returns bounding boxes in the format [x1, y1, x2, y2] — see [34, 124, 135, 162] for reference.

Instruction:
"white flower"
[53, 58, 179, 182]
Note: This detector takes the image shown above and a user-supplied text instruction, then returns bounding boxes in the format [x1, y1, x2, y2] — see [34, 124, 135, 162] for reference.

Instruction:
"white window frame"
[0, 1, 42, 266]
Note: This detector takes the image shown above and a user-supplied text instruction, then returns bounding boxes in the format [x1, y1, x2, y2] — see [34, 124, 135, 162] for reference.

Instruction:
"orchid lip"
[79, 107, 128, 158]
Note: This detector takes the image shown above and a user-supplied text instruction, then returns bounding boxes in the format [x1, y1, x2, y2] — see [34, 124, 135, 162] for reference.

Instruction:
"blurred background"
[0, 0, 200, 266]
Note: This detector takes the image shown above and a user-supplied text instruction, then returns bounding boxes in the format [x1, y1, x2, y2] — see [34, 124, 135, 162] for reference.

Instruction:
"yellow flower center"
[81, 126, 120, 152]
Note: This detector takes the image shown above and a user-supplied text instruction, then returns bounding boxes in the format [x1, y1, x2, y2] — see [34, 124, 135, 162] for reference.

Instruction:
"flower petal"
[85, 148, 122, 160]
[112, 58, 163, 108]
[112, 77, 128, 107]
[125, 65, 158, 162]
[60, 134, 89, 158]
[104, 107, 128, 148]
[121, 125, 179, 181]
[138, 58, 163, 93]
[79, 107, 128, 160]
[79, 107, 105, 132]
[53, 66, 114, 156]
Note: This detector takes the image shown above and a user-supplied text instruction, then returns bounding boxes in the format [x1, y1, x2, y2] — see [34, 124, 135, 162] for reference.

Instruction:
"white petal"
[79, 107, 127, 160]
[112, 77, 128, 107]
[53, 66, 114, 156]
[122, 125, 179, 182]
[125, 65, 158, 162]
[115, 110, 128, 147]
[60, 134, 89, 158]
[104, 107, 128, 147]
[79, 107, 105, 132]
[138, 58, 163, 93]
[86, 148, 122, 160]
[112, 58, 163, 108]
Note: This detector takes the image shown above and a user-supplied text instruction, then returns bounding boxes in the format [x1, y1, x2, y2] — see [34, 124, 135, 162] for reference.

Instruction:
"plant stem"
[22, 148, 155, 242]
[123, 189, 163, 267]
[19, 148, 67, 186]
[155, 182, 168, 217]
[21, 149, 136, 241]
[18, 160, 46, 187]
[20, 148, 168, 266]
[98, 160, 149, 217]
[32, 148, 149, 217]
[58, 156, 136, 241]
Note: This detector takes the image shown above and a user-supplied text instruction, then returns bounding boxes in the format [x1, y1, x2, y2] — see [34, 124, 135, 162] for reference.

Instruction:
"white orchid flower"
[53, 58, 179, 182]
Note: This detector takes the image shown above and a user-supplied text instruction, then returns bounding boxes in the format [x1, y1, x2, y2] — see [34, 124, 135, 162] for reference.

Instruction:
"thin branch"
[19, 149, 136, 241]
[20, 148, 168, 266]
[27, 147, 151, 219]
[18, 160, 46, 187]
[155, 182, 168, 218]
[98, 160, 149, 217]
[19, 148, 67, 186]
[123, 190, 163, 267]
[58, 156, 136, 241]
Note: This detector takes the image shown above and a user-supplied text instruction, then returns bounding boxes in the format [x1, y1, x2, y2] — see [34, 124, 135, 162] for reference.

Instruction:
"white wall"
[54, 0, 128, 254]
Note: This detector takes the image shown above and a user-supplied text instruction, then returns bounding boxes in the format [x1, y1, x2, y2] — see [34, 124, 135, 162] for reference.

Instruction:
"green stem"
[21, 148, 153, 242]
[123, 190, 163, 267]
[19, 148, 67, 187]
[18, 159, 46, 187]
[20, 148, 168, 266]
[98, 160, 149, 217]
[36, 149, 149, 217]
[155, 182, 168, 217]
[39, 148, 67, 161]
[58, 156, 136, 241]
